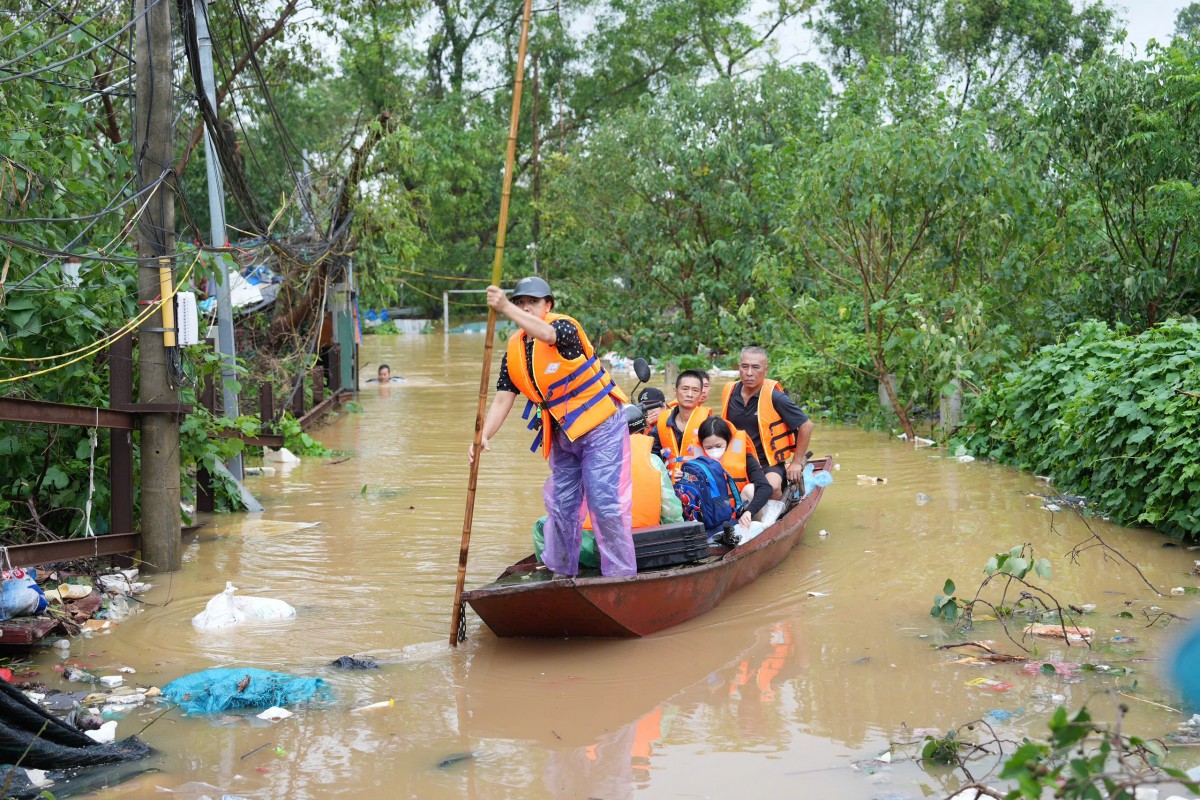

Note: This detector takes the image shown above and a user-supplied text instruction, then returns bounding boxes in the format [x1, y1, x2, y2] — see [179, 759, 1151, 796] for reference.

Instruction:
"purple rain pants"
[541, 410, 636, 577]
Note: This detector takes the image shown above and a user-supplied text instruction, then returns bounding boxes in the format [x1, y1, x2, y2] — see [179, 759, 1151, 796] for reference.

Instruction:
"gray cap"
[510, 276, 553, 301]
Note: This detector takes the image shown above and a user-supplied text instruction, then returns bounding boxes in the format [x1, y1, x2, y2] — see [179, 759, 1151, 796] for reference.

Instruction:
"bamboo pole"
[450, 0, 535, 647]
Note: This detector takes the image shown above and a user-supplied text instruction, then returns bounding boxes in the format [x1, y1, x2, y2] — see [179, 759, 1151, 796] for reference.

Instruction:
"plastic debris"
[856, 475, 888, 485]
[162, 668, 328, 715]
[915, 493, 931, 505]
[1024, 623, 1094, 644]
[818, 529, 829, 538]
[1, 568, 48, 620]
[1172, 587, 1187, 595]
[256, 706, 294, 721]
[964, 677, 1012, 692]
[437, 752, 475, 769]
[84, 720, 118, 744]
[984, 709, 1019, 723]
[192, 582, 296, 630]
[99, 675, 123, 688]
[264, 447, 301, 464]
[1021, 661, 1081, 678]
[352, 698, 395, 712]
[329, 656, 379, 670]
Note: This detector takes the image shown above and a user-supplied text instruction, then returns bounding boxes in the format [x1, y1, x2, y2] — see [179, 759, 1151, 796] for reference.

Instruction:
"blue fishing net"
[162, 668, 329, 715]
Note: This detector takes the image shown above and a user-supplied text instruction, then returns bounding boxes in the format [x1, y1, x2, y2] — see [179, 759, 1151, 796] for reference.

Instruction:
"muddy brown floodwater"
[20, 333, 1200, 799]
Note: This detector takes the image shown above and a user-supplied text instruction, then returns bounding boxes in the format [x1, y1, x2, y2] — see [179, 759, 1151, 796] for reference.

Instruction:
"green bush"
[955, 320, 1200, 539]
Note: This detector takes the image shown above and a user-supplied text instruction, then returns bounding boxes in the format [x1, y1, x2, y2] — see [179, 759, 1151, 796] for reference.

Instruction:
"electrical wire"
[378, 265, 491, 283]
[0, 0, 122, 70]
[0, 1, 146, 84]
[0, 249, 201, 384]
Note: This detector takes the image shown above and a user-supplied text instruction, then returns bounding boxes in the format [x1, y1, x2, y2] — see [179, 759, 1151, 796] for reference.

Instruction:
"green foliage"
[921, 729, 962, 765]
[997, 706, 1197, 800]
[177, 349, 260, 513]
[931, 578, 961, 621]
[1037, 41, 1200, 327]
[543, 66, 830, 359]
[955, 320, 1200, 539]
[276, 414, 331, 458]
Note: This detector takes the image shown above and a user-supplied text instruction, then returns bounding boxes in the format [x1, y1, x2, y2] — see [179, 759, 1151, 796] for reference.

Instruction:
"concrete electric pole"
[135, 0, 182, 572]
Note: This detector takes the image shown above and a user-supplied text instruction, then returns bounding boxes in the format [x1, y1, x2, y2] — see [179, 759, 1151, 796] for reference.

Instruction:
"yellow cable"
[0, 252, 200, 384]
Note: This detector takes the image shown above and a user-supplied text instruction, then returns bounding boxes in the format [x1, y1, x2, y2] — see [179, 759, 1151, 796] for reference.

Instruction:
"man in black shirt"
[721, 346, 814, 500]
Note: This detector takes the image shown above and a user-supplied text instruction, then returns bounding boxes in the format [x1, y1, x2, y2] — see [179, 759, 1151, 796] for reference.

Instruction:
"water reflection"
[12, 333, 1199, 800]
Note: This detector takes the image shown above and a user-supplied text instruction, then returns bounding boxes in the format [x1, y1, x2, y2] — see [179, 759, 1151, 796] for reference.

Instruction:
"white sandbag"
[235, 592, 296, 621]
[192, 582, 244, 630]
[192, 582, 295, 630]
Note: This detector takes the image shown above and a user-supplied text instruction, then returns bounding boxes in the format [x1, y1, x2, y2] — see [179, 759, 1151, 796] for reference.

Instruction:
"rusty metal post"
[109, 330, 134, 535]
[196, 339, 216, 513]
[328, 348, 342, 393]
[258, 382, 275, 431]
[312, 366, 325, 405]
[289, 374, 305, 418]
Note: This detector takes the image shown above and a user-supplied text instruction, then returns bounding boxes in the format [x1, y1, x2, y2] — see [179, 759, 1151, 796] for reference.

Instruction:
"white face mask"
[704, 446, 726, 460]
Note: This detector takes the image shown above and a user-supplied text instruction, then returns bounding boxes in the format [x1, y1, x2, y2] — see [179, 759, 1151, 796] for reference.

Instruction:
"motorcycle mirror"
[633, 358, 651, 384]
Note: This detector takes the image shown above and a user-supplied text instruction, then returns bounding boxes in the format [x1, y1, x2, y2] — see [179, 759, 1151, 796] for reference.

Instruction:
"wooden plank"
[0, 617, 59, 646]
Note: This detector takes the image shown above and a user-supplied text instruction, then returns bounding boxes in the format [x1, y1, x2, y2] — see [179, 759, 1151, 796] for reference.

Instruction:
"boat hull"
[463, 456, 831, 638]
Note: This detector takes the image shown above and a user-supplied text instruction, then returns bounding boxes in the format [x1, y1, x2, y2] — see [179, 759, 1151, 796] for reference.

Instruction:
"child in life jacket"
[697, 417, 784, 531]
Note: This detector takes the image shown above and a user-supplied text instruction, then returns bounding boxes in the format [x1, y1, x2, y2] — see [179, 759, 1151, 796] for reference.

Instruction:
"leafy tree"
[1176, 2, 1200, 40]
[541, 66, 830, 358]
[1038, 41, 1200, 327]
[810, 0, 1114, 112]
[778, 68, 1059, 438]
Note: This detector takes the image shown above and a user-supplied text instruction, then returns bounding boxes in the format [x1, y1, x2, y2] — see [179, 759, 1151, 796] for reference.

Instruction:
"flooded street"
[28, 333, 1200, 799]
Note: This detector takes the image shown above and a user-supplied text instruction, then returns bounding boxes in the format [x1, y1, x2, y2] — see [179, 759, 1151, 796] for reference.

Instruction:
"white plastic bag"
[192, 582, 245, 630]
[191, 582, 296, 630]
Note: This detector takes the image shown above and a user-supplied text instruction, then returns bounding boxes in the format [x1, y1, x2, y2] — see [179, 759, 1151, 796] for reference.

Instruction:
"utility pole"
[195, 0, 242, 480]
[135, 0, 182, 571]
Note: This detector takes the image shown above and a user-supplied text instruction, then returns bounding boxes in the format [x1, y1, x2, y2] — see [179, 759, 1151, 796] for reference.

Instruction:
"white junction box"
[175, 291, 200, 346]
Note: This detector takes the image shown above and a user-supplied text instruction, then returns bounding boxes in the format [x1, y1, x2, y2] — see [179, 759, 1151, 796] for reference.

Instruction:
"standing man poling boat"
[469, 277, 638, 579]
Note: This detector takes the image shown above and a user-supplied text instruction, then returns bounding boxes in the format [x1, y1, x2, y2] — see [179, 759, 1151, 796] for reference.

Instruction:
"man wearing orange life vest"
[721, 346, 814, 501]
[471, 277, 637, 578]
[649, 370, 711, 479]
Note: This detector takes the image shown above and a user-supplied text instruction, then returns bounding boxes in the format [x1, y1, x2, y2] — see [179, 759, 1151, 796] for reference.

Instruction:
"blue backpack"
[675, 456, 741, 535]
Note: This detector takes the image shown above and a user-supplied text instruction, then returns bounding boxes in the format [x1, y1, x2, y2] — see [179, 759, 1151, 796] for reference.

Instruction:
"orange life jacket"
[506, 313, 628, 458]
[583, 433, 660, 530]
[717, 430, 753, 491]
[720, 379, 796, 467]
[656, 405, 711, 478]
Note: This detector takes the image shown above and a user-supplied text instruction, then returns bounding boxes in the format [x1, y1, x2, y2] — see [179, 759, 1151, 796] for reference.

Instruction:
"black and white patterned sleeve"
[551, 319, 586, 360]
[495, 354, 519, 394]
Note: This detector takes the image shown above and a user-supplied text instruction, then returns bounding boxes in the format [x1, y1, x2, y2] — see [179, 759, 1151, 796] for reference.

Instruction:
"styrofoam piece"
[85, 720, 118, 744]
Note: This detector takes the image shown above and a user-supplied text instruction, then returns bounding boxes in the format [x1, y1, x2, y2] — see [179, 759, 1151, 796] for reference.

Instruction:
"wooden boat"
[463, 455, 833, 638]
